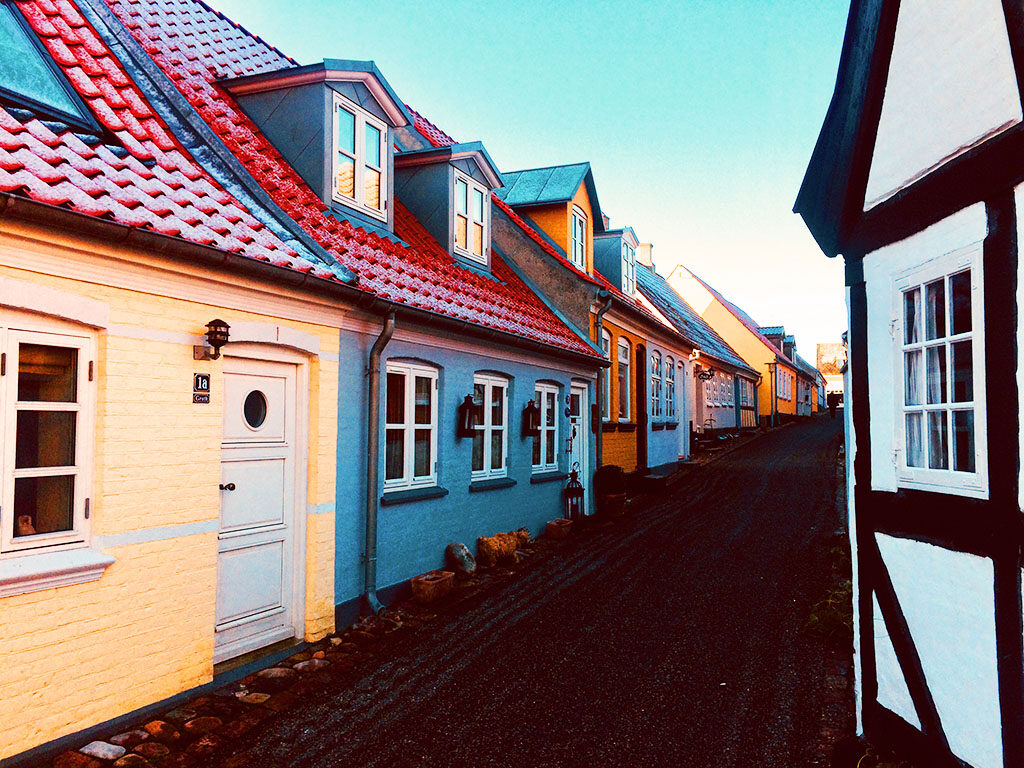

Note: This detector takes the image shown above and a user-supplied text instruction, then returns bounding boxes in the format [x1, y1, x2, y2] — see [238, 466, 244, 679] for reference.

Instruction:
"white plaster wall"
[863, 204, 987, 493]
[845, 285, 863, 735]
[872, 592, 921, 730]
[865, 0, 1021, 209]
[876, 533, 1001, 768]
[1016, 185, 1024, 512]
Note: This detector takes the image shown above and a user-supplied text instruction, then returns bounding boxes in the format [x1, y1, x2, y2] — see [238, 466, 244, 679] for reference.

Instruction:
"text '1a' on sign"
[194, 372, 211, 404]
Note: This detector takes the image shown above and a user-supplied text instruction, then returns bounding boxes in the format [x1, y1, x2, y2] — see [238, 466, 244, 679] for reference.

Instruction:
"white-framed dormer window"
[571, 206, 587, 270]
[454, 171, 488, 263]
[894, 244, 986, 497]
[384, 361, 438, 490]
[617, 338, 631, 421]
[650, 351, 662, 418]
[622, 241, 636, 295]
[533, 382, 559, 472]
[601, 329, 611, 420]
[472, 373, 507, 480]
[665, 356, 676, 419]
[332, 92, 388, 220]
[2, 321, 94, 554]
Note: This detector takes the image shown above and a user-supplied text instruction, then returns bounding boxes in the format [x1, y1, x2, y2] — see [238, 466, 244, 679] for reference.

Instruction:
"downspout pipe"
[364, 312, 396, 615]
[593, 291, 613, 470]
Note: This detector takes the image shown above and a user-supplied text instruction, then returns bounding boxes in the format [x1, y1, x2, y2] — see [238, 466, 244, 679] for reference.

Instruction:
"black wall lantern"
[697, 364, 715, 381]
[521, 398, 540, 437]
[563, 462, 585, 521]
[194, 319, 230, 360]
[456, 394, 479, 438]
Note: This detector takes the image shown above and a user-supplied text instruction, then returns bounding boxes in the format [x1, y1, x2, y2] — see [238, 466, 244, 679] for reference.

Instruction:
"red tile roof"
[1, 0, 339, 278]
[104, 0, 599, 359]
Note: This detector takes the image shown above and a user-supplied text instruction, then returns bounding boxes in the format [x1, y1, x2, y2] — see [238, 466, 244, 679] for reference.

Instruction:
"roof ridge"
[504, 160, 591, 174]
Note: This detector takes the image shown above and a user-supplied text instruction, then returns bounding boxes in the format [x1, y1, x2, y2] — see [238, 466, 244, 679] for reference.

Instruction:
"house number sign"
[193, 373, 211, 404]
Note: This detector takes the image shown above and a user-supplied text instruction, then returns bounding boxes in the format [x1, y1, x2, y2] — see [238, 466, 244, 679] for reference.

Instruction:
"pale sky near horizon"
[211, 0, 852, 357]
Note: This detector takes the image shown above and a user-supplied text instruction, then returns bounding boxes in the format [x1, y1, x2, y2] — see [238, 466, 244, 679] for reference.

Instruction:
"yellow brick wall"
[0, 259, 341, 760]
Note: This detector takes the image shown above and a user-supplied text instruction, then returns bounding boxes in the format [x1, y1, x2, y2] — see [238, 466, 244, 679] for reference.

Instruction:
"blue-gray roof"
[758, 325, 786, 336]
[636, 264, 757, 377]
[497, 162, 604, 231]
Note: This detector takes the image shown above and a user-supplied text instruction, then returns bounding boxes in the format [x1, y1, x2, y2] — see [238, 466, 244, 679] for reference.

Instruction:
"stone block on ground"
[294, 658, 330, 672]
[53, 752, 102, 768]
[109, 730, 150, 749]
[182, 716, 222, 738]
[143, 720, 180, 744]
[112, 755, 153, 767]
[80, 742, 127, 760]
[133, 742, 170, 761]
[444, 542, 477, 579]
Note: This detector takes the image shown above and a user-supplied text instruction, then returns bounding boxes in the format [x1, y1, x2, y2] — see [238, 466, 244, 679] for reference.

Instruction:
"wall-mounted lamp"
[521, 399, 540, 437]
[696, 365, 715, 381]
[194, 319, 230, 360]
[456, 394, 480, 439]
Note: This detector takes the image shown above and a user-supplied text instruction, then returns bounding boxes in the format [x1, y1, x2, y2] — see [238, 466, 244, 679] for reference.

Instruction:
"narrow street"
[249, 416, 848, 768]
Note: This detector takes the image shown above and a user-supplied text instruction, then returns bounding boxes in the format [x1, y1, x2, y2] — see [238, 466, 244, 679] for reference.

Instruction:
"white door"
[215, 357, 297, 663]
[568, 383, 590, 513]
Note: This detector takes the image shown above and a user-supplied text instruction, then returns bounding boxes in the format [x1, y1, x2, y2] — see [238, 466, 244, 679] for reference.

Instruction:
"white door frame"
[569, 380, 590, 513]
[216, 342, 309, 662]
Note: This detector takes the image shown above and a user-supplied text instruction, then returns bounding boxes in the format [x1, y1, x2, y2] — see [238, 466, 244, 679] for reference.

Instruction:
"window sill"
[380, 486, 450, 507]
[530, 471, 568, 484]
[602, 421, 618, 432]
[0, 547, 115, 598]
[652, 422, 665, 431]
[618, 422, 637, 433]
[666, 422, 678, 430]
[469, 477, 517, 493]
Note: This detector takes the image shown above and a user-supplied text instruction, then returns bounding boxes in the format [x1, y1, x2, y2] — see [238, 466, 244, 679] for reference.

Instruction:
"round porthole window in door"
[243, 390, 268, 429]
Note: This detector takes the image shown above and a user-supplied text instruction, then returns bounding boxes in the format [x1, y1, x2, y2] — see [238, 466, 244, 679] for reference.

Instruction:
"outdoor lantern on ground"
[564, 463, 585, 521]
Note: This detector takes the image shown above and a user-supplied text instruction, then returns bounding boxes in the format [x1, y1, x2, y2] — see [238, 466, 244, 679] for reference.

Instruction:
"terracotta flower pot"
[546, 518, 573, 540]
[410, 570, 454, 604]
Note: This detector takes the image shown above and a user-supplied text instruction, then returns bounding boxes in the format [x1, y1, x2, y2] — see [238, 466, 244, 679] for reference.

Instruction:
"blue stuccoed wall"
[335, 327, 598, 610]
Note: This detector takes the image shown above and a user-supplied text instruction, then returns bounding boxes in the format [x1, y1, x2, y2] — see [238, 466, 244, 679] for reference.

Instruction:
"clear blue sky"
[213, 0, 852, 355]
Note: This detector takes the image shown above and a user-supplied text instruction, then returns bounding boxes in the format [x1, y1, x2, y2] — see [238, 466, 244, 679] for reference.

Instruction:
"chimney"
[637, 243, 654, 268]
[601, 213, 610, 229]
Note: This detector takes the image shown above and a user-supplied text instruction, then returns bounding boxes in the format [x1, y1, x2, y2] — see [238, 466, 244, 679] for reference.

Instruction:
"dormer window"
[621, 241, 636, 294]
[454, 171, 488, 263]
[332, 92, 387, 220]
[571, 206, 587, 270]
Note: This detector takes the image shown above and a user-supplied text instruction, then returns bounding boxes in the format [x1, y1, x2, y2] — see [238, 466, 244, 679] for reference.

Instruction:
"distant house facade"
[817, 341, 847, 402]
[797, 1, 1024, 766]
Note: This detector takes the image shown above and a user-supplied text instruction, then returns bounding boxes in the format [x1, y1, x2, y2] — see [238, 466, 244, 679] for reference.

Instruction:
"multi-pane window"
[601, 330, 611, 420]
[650, 351, 662, 418]
[2, 325, 93, 553]
[704, 376, 712, 407]
[471, 374, 506, 479]
[571, 206, 587, 270]
[332, 93, 387, 219]
[665, 357, 676, 418]
[384, 362, 437, 490]
[455, 172, 487, 263]
[740, 378, 753, 406]
[533, 383, 559, 472]
[901, 268, 977, 474]
[617, 338, 631, 421]
[621, 241, 636, 295]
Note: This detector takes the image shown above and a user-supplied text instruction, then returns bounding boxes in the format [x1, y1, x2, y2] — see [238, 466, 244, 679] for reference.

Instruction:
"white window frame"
[621, 241, 636, 295]
[471, 373, 507, 480]
[665, 356, 676, 419]
[617, 338, 631, 422]
[650, 351, 662, 419]
[571, 206, 587, 270]
[704, 376, 712, 407]
[331, 92, 388, 221]
[533, 382, 560, 472]
[453, 169, 489, 264]
[893, 244, 987, 498]
[1, 320, 94, 555]
[383, 361, 438, 491]
[601, 329, 611, 420]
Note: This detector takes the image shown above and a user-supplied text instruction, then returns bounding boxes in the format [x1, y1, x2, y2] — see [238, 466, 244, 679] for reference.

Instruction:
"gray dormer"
[594, 226, 639, 295]
[220, 60, 412, 235]
[393, 142, 503, 270]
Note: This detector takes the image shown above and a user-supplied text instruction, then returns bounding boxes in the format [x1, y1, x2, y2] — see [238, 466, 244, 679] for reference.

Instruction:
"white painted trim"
[383, 361, 439, 491]
[453, 169, 490, 265]
[0, 275, 108, 328]
[107, 325, 203, 345]
[94, 520, 218, 549]
[227, 321, 320, 357]
[331, 91, 388, 221]
[0, 546, 114, 597]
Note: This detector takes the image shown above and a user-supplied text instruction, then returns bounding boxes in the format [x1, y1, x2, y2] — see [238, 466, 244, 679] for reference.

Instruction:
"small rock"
[109, 731, 149, 749]
[162, 708, 196, 726]
[335, 642, 359, 653]
[312, 650, 326, 659]
[182, 716, 222, 738]
[80, 741, 127, 761]
[329, 637, 343, 646]
[264, 691, 297, 712]
[133, 742, 170, 760]
[53, 752, 102, 768]
[444, 542, 477, 579]
[217, 718, 256, 740]
[294, 658, 330, 672]
[143, 720, 180, 744]
[236, 692, 271, 705]
[112, 755, 152, 768]
[257, 666, 297, 680]
[185, 734, 224, 758]
[287, 651, 312, 663]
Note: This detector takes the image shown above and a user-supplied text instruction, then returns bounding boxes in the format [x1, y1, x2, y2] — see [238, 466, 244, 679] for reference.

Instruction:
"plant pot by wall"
[410, 570, 455, 604]
[546, 518, 573, 540]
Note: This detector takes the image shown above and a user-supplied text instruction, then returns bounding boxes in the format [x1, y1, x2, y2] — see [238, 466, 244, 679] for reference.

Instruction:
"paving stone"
[133, 742, 170, 761]
[109, 730, 149, 749]
[184, 734, 224, 758]
[182, 716, 222, 738]
[143, 720, 180, 744]
[53, 752, 102, 768]
[287, 651, 312, 662]
[112, 755, 153, 768]
[312, 650, 326, 659]
[80, 741, 127, 760]
[294, 658, 330, 672]
[256, 667, 297, 680]
[235, 691, 271, 705]
[216, 718, 256, 740]
[329, 636, 343, 646]
[162, 708, 196, 726]
[264, 691, 297, 712]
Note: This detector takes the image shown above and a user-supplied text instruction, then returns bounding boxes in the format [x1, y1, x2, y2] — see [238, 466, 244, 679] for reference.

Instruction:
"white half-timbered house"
[796, 2, 1024, 767]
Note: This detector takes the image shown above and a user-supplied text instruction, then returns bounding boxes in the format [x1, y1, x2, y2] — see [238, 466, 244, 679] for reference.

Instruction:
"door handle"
[219, 483, 236, 491]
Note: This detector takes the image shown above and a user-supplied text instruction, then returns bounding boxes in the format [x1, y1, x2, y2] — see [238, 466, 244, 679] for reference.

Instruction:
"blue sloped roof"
[793, 352, 821, 380]
[497, 162, 604, 231]
[758, 325, 786, 336]
[636, 264, 757, 377]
